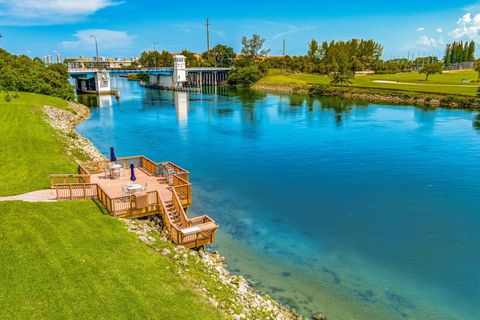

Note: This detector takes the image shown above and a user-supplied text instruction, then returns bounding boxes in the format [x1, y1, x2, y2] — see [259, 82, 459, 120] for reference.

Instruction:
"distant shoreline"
[252, 82, 480, 109]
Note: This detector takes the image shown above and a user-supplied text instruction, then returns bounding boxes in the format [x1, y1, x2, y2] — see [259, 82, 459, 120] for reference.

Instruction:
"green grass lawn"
[258, 69, 479, 96]
[0, 92, 226, 319]
[0, 201, 224, 319]
[0, 92, 78, 196]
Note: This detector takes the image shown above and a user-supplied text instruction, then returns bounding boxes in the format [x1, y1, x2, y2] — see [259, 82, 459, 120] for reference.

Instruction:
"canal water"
[77, 77, 480, 320]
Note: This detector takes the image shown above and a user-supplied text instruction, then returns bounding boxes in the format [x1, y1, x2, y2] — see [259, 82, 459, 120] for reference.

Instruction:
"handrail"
[171, 188, 190, 227]
[172, 174, 192, 206]
[78, 160, 109, 175]
[50, 174, 90, 188]
[54, 183, 97, 200]
[140, 156, 158, 175]
[164, 161, 190, 181]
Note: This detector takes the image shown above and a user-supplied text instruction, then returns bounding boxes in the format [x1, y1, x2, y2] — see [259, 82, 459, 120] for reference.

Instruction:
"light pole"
[90, 35, 99, 69]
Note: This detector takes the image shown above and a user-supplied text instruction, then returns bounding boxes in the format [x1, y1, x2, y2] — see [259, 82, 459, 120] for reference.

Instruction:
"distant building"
[43, 55, 52, 64]
[56, 53, 62, 63]
[65, 56, 137, 69]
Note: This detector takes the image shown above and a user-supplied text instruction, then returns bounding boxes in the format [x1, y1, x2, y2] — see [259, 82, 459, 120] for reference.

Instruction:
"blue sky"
[1, 0, 480, 59]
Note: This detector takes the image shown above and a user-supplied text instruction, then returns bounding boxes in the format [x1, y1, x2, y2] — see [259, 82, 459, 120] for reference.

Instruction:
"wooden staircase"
[157, 189, 218, 249]
[164, 200, 185, 228]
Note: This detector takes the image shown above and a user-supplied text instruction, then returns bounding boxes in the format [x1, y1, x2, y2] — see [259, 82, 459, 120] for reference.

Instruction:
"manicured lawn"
[0, 201, 224, 320]
[258, 69, 479, 96]
[0, 92, 77, 196]
[0, 93, 225, 319]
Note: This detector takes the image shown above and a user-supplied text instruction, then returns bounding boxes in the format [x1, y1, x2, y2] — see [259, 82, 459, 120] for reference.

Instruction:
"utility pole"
[154, 42, 159, 68]
[282, 39, 286, 56]
[206, 17, 211, 53]
[90, 35, 99, 69]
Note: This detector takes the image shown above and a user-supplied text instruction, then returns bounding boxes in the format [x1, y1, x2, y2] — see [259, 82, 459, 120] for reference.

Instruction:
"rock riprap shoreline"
[44, 101, 105, 161]
[42, 101, 308, 320]
[123, 217, 301, 320]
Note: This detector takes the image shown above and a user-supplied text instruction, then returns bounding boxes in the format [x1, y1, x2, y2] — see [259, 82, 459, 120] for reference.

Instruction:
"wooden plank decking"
[50, 156, 218, 249]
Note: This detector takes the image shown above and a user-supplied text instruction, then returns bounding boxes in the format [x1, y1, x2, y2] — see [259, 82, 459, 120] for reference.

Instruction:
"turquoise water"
[77, 77, 480, 319]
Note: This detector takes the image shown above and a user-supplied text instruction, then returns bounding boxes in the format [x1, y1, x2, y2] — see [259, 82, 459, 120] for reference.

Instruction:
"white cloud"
[416, 27, 425, 32]
[416, 35, 445, 48]
[0, 0, 121, 25]
[449, 12, 480, 40]
[61, 29, 135, 50]
[272, 25, 317, 40]
[436, 28, 443, 33]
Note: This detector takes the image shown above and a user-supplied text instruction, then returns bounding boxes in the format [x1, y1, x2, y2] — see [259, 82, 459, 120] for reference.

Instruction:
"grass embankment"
[0, 201, 223, 319]
[257, 69, 479, 97]
[0, 92, 225, 319]
[0, 92, 78, 196]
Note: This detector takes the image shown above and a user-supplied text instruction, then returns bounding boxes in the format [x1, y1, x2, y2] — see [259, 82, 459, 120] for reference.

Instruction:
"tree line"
[444, 41, 475, 67]
[138, 44, 236, 69]
[0, 49, 74, 99]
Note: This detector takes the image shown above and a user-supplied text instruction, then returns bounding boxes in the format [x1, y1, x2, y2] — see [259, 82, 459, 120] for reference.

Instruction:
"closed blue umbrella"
[110, 146, 117, 162]
[130, 163, 136, 181]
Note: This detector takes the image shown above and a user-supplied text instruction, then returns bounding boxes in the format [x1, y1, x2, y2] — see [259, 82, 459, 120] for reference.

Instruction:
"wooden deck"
[50, 155, 218, 249]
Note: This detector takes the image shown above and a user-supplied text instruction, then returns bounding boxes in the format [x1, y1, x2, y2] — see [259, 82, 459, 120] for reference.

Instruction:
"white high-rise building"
[43, 55, 52, 64]
[56, 53, 62, 63]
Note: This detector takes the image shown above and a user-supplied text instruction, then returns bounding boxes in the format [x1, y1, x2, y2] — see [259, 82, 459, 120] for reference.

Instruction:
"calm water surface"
[77, 78, 480, 319]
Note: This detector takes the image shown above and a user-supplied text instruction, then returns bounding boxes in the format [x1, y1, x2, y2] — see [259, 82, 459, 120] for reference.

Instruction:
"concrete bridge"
[69, 55, 231, 94]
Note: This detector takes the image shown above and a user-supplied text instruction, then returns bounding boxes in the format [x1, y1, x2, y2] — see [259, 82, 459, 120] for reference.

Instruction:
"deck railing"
[164, 161, 190, 181]
[50, 174, 90, 188]
[53, 155, 214, 247]
[141, 156, 158, 175]
[55, 183, 97, 200]
[169, 189, 218, 248]
[78, 160, 110, 175]
[172, 174, 192, 207]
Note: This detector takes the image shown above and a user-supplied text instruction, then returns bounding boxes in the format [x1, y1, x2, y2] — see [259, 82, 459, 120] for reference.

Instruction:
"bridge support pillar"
[73, 71, 111, 95]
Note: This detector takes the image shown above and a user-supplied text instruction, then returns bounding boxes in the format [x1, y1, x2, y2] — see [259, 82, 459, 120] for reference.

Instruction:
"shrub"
[0, 49, 74, 99]
[227, 65, 262, 87]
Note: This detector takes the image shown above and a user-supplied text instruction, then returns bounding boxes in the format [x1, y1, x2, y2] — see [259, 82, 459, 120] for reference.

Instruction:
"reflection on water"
[77, 94, 113, 108]
[77, 78, 480, 320]
[174, 91, 189, 124]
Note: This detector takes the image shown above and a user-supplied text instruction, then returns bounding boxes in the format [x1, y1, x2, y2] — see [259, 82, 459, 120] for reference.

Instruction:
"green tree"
[307, 39, 320, 62]
[139, 50, 173, 68]
[181, 49, 201, 67]
[475, 58, 480, 82]
[419, 62, 443, 80]
[0, 49, 74, 99]
[468, 41, 476, 62]
[139, 50, 161, 68]
[203, 44, 236, 67]
[349, 57, 363, 75]
[158, 50, 173, 67]
[240, 34, 270, 61]
[330, 67, 353, 89]
[227, 65, 262, 86]
[444, 44, 451, 67]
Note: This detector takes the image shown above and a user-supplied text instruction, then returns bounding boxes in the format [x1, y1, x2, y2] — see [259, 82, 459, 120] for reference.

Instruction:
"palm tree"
[330, 67, 353, 89]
